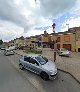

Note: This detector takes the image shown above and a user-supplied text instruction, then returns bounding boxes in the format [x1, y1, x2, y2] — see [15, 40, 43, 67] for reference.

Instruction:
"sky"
[0, 0, 80, 42]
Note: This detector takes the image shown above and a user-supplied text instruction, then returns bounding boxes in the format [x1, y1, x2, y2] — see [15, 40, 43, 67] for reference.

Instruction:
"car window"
[30, 58, 39, 66]
[61, 48, 67, 51]
[35, 56, 48, 65]
[42, 56, 48, 62]
[24, 56, 31, 63]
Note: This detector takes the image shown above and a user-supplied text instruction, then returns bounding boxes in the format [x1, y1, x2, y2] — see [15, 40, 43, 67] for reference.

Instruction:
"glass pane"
[30, 58, 39, 66]
[24, 56, 30, 62]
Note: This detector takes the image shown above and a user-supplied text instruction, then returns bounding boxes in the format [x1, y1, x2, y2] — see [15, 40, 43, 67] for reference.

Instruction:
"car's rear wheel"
[40, 72, 49, 81]
[19, 64, 24, 70]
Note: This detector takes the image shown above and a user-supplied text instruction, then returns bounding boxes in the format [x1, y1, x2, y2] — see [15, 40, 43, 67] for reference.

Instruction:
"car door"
[29, 58, 41, 74]
[23, 56, 31, 70]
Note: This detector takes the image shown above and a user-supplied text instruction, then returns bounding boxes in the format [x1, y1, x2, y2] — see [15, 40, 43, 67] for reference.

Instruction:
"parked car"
[0, 47, 6, 50]
[19, 54, 57, 80]
[8, 46, 16, 50]
[4, 49, 14, 56]
[57, 48, 70, 57]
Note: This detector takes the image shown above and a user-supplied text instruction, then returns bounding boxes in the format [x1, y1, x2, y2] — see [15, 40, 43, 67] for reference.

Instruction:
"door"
[57, 44, 60, 50]
[23, 56, 31, 70]
[29, 58, 40, 74]
[78, 48, 80, 52]
[63, 44, 71, 51]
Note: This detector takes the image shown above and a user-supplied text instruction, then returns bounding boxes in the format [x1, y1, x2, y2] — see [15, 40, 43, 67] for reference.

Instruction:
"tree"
[52, 23, 56, 33]
[19, 36, 24, 40]
[0, 40, 3, 45]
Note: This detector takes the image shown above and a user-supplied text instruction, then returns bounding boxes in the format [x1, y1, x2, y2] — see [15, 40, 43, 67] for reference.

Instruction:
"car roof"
[23, 54, 42, 58]
[5, 49, 13, 51]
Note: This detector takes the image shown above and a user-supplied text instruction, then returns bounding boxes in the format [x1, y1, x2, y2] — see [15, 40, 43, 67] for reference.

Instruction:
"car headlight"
[50, 69, 57, 75]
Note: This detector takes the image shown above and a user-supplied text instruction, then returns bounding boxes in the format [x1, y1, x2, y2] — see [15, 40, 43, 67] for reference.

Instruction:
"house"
[30, 35, 42, 48]
[56, 32, 75, 51]
[69, 27, 80, 52]
[14, 36, 25, 47]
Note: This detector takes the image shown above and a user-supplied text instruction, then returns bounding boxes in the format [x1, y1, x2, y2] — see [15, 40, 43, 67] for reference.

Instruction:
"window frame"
[24, 56, 31, 63]
[30, 57, 39, 66]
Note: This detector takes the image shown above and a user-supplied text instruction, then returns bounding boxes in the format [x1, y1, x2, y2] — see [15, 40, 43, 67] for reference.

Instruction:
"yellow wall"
[42, 36, 48, 42]
[56, 33, 76, 51]
[76, 41, 80, 52]
[31, 37, 37, 42]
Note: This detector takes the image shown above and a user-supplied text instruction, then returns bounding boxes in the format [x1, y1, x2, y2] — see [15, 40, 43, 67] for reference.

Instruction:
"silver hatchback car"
[4, 49, 14, 56]
[19, 54, 57, 80]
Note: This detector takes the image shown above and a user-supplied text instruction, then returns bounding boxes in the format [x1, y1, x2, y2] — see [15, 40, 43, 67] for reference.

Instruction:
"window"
[35, 56, 48, 65]
[57, 37, 60, 42]
[42, 56, 48, 62]
[24, 56, 30, 63]
[64, 35, 70, 42]
[30, 58, 39, 66]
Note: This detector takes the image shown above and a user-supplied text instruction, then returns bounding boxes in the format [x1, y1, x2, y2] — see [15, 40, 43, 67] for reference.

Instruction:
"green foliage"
[0, 40, 3, 45]
[25, 48, 42, 54]
[50, 45, 54, 49]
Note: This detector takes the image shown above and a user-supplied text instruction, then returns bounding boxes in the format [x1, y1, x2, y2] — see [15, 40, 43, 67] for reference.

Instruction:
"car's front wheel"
[40, 71, 49, 81]
[19, 64, 24, 70]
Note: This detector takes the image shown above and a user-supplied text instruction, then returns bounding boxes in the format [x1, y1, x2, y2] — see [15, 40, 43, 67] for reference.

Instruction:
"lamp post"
[52, 23, 56, 33]
[52, 23, 56, 62]
[66, 24, 69, 31]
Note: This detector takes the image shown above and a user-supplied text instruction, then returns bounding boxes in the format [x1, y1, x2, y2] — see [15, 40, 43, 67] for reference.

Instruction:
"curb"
[58, 68, 80, 84]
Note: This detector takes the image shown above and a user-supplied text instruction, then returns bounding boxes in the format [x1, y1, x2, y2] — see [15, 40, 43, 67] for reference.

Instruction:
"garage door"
[63, 44, 71, 51]
[57, 44, 60, 49]
[78, 48, 80, 52]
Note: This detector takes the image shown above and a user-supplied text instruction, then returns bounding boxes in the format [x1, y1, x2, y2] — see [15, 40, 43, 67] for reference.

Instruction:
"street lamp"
[52, 23, 56, 33]
[66, 24, 69, 31]
[52, 23, 56, 62]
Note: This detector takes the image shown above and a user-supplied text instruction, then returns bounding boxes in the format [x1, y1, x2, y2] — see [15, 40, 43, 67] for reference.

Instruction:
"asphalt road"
[0, 50, 80, 92]
[0, 51, 38, 92]
[61, 52, 80, 62]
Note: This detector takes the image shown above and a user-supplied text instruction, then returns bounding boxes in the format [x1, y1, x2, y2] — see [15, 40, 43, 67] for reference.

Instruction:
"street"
[0, 51, 38, 92]
[61, 52, 80, 62]
[0, 50, 80, 92]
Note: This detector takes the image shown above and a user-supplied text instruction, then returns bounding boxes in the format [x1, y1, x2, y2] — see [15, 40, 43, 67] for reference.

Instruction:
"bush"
[25, 48, 42, 54]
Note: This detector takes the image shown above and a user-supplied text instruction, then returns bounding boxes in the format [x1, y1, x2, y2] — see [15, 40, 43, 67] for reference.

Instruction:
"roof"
[23, 53, 42, 58]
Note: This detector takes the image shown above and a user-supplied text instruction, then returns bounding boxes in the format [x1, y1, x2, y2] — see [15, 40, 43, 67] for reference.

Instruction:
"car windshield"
[35, 56, 48, 65]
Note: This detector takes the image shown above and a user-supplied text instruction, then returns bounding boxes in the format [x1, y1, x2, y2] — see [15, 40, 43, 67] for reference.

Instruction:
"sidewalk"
[15, 50, 26, 56]
[42, 48, 80, 83]
[15, 49, 80, 83]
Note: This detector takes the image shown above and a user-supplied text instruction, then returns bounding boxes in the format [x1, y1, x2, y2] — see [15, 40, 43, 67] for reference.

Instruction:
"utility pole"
[52, 23, 56, 62]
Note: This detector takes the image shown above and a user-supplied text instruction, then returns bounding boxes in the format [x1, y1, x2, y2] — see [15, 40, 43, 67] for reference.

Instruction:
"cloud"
[0, 0, 78, 41]
[0, 20, 24, 42]
[0, 0, 35, 30]
[61, 16, 80, 32]
[60, 0, 80, 32]
[39, 0, 76, 17]
[0, 0, 76, 28]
